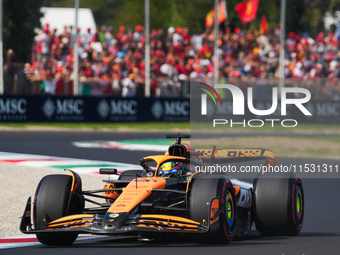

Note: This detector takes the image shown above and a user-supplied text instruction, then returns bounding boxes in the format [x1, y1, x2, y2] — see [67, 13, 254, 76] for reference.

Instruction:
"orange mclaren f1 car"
[20, 134, 304, 245]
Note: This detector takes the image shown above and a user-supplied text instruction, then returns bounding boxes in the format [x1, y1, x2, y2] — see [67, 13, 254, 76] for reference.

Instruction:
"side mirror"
[99, 168, 117, 175]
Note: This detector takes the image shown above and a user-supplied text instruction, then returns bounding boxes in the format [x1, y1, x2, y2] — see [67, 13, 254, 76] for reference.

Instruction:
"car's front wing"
[20, 197, 219, 235]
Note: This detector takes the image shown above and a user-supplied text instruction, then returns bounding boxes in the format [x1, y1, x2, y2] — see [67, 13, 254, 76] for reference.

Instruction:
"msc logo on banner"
[97, 99, 138, 121]
[151, 100, 189, 121]
[42, 98, 84, 121]
[0, 98, 27, 121]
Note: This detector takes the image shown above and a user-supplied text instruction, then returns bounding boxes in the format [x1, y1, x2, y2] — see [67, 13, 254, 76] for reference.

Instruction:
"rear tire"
[34, 175, 82, 245]
[190, 175, 237, 244]
[254, 172, 304, 236]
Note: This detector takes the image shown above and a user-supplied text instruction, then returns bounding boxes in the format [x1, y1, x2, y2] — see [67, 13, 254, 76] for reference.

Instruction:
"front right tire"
[34, 174, 83, 245]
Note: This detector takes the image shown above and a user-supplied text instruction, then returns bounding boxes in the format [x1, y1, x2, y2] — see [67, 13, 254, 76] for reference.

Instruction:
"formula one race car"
[20, 134, 304, 245]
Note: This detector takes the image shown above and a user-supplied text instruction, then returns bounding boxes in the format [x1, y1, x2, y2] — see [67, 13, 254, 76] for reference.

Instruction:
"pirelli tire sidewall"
[253, 172, 304, 236]
[190, 175, 237, 244]
[33, 174, 80, 245]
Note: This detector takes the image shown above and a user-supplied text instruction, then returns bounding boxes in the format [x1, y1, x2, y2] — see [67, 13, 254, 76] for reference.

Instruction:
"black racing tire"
[253, 172, 304, 236]
[34, 175, 79, 245]
[190, 175, 237, 244]
[118, 170, 147, 180]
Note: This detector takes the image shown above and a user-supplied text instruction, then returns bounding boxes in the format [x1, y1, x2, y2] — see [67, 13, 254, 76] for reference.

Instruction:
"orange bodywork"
[46, 214, 95, 229]
[138, 220, 198, 229]
[107, 177, 166, 214]
[49, 214, 95, 224]
[47, 220, 92, 229]
[103, 183, 120, 201]
[65, 169, 76, 191]
[196, 148, 275, 159]
[140, 214, 200, 225]
[136, 214, 201, 231]
[233, 185, 240, 195]
[209, 198, 220, 225]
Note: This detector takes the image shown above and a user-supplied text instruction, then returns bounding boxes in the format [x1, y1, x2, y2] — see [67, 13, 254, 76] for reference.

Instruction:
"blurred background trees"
[41, 0, 340, 35]
[3, 0, 43, 63]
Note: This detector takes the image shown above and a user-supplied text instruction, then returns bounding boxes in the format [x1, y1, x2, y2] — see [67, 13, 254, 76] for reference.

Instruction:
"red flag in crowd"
[205, 0, 228, 28]
[259, 14, 269, 34]
[234, 0, 259, 25]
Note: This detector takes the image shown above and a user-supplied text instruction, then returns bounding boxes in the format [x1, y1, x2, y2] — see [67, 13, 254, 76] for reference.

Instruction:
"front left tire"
[190, 175, 237, 244]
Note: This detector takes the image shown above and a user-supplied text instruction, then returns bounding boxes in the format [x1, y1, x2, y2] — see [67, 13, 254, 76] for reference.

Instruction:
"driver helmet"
[159, 162, 184, 178]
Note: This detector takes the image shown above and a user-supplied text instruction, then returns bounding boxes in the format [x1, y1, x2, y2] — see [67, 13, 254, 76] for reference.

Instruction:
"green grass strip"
[0, 122, 190, 130]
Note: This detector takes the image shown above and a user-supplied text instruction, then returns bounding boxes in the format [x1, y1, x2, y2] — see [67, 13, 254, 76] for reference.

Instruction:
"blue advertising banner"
[0, 96, 190, 122]
[0, 95, 339, 123]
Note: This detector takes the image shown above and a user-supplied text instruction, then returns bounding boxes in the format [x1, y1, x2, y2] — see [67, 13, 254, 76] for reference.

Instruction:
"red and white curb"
[0, 234, 97, 249]
[0, 151, 141, 175]
[0, 235, 39, 249]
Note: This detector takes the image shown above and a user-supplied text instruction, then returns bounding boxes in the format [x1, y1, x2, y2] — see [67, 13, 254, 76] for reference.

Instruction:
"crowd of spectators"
[3, 22, 340, 99]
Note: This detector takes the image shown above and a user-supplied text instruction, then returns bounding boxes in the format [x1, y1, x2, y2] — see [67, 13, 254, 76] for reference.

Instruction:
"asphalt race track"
[0, 130, 339, 255]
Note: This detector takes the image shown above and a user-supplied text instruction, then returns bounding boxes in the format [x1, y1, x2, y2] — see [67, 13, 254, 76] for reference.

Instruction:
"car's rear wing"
[196, 147, 277, 167]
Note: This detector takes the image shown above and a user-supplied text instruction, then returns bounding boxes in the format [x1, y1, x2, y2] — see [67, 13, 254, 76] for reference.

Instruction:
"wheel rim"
[295, 186, 303, 221]
[225, 191, 234, 227]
